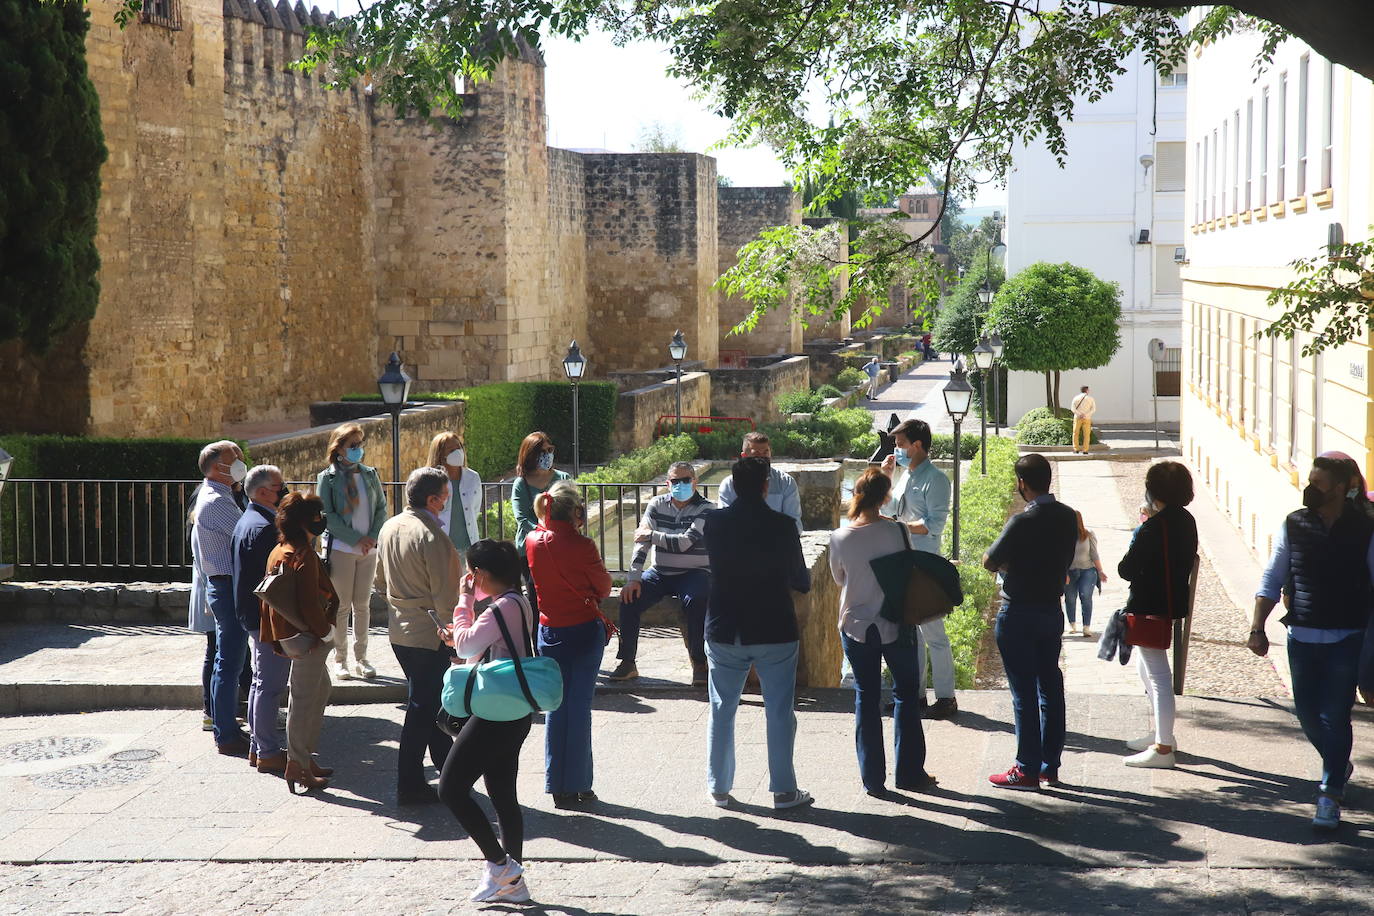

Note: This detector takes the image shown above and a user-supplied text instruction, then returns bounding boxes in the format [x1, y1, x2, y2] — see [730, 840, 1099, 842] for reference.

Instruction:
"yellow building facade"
[1182, 28, 1374, 558]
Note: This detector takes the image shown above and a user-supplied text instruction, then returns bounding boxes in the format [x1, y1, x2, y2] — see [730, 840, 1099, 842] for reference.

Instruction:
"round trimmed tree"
[932, 260, 1004, 358]
[987, 262, 1121, 413]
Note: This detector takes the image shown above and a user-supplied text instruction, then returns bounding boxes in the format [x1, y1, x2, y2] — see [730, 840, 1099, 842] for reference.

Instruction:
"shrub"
[1017, 417, 1074, 446]
[577, 434, 697, 499]
[849, 430, 879, 458]
[684, 427, 745, 460]
[1016, 406, 1065, 429]
[928, 433, 982, 462]
[685, 407, 876, 460]
[777, 388, 825, 415]
[814, 384, 842, 400]
[836, 366, 868, 389]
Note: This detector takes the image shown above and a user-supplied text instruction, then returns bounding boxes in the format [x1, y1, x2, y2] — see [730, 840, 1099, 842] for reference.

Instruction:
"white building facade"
[1004, 48, 1188, 424]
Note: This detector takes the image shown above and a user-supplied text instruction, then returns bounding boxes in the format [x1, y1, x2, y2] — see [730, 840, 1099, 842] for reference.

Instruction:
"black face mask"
[1302, 484, 1327, 510]
[306, 517, 327, 536]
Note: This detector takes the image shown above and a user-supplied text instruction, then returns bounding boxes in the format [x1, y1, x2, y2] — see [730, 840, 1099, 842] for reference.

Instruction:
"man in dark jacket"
[982, 453, 1079, 790]
[1250, 455, 1374, 831]
[701, 457, 813, 810]
[231, 464, 290, 773]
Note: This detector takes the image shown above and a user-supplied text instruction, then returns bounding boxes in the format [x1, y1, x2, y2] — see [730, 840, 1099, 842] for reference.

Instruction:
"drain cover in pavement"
[108, 749, 161, 762]
[0, 736, 105, 762]
[31, 760, 150, 790]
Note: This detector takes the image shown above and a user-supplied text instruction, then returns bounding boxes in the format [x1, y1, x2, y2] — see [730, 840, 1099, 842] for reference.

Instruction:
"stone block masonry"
[718, 187, 803, 357]
[612, 371, 712, 454]
[708, 355, 812, 425]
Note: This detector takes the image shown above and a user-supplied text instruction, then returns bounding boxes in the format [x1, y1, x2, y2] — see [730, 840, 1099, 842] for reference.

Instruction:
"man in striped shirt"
[609, 462, 714, 686]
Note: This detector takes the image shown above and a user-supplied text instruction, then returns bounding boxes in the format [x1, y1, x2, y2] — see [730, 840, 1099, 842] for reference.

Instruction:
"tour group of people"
[187, 416, 1374, 902]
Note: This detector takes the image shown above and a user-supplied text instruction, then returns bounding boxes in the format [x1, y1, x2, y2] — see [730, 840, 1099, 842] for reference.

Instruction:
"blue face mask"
[895, 451, 911, 468]
[537, 451, 554, 471]
[670, 482, 694, 501]
[345, 446, 364, 464]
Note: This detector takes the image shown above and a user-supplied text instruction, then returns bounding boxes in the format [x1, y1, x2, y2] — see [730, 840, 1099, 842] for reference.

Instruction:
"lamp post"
[0, 447, 12, 581]
[377, 352, 412, 512]
[972, 336, 994, 475]
[669, 329, 687, 436]
[988, 331, 1004, 435]
[942, 362, 974, 561]
[562, 340, 586, 476]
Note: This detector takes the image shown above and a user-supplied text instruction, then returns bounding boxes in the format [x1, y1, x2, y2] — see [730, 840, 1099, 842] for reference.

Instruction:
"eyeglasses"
[668, 477, 693, 484]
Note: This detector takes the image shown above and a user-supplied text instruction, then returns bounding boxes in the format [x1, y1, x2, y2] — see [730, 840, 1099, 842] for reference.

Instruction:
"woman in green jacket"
[511, 431, 569, 615]
[316, 423, 388, 681]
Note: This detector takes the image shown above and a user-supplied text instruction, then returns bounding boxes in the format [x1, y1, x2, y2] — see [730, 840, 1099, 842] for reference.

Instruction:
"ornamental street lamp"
[669, 329, 688, 436]
[377, 352, 412, 511]
[977, 280, 993, 307]
[943, 361, 974, 561]
[562, 340, 586, 476]
[988, 331, 1005, 436]
[972, 336, 995, 476]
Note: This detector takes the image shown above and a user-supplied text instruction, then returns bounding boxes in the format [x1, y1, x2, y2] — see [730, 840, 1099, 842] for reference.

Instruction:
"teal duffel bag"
[442, 591, 563, 721]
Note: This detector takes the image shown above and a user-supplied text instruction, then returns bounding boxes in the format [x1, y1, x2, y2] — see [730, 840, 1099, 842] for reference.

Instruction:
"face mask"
[306, 517, 327, 536]
[670, 482, 694, 501]
[537, 451, 554, 471]
[1302, 484, 1327, 510]
[446, 448, 465, 468]
[895, 451, 911, 468]
[344, 446, 364, 464]
[229, 459, 248, 483]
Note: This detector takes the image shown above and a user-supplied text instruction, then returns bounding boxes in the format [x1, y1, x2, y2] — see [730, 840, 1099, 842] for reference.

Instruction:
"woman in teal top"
[512, 431, 570, 615]
[316, 423, 389, 681]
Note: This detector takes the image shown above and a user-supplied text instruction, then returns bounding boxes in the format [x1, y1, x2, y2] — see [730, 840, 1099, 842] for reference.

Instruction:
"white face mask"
[446, 448, 465, 468]
[229, 459, 247, 483]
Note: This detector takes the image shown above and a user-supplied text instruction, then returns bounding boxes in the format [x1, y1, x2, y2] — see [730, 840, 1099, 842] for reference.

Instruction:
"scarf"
[336, 459, 361, 513]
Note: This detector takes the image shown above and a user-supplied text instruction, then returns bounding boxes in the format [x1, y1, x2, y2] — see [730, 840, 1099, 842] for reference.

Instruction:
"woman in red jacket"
[525, 480, 612, 808]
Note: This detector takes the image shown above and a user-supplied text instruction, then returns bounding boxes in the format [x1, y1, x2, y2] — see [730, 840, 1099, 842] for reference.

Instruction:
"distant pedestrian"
[526, 481, 613, 808]
[260, 492, 337, 794]
[512, 431, 571, 616]
[317, 423, 388, 682]
[232, 464, 290, 774]
[701, 457, 814, 810]
[983, 454, 1078, 789]
[1064, 510, 1107, 638]
[829, 468, 935, 796]
[424, 431, 482, 563]
[438, 540, 535, 905]
[862, 355, 883, 400]
[1070, 386, 1096, 454]
[377, 467, 461, 806]
[610, 462, 714, 685]
[718, 432, 802, 532]
[192, 439, 250, 755]
[1117, 461, 1198, 771]
[880, 418, 957, 719]
[1250, 455, 1374, 830]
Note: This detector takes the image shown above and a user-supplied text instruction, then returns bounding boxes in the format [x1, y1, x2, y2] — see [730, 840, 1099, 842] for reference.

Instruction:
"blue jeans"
[842, 625, 927, 791]
[391, 643, 455, 792]
[538, 619, 605, 794]
[705, 638, 799, 795]
[208, 576, 249, 744]
[247, 630, 290, 758]
[202, 630, 251, 717]
[1064, 568, 1098, 627]
[617, 568, 709, 664]
[995, 606, 1066, 776]
[1288, 631, 1363, 798]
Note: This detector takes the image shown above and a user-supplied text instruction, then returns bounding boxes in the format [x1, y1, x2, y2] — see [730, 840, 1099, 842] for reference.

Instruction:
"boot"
[256, 753, 288, 775]
[285, 758, 329, 794]
[309, 759, 334, 778]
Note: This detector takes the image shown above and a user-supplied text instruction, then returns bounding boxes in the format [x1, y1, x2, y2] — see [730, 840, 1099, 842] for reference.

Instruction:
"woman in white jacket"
[425, 431, 483, 562]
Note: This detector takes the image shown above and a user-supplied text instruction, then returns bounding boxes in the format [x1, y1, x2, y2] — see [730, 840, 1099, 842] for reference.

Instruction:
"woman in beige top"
[1064, 510, 1107, 637]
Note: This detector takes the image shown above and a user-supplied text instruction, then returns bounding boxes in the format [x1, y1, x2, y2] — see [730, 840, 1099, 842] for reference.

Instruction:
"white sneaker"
[1124, 747, 1176, 768]
[1125, 733, 1157, 752]
[710, 792, 732, 808]
[330, 660, 352, 681]
[839, 672, 856, 689]
[1313, 795, 1341, 830]
[773, 789, 815, 809]
[470, 856, 525, 902]
[356, 659, 377, 680]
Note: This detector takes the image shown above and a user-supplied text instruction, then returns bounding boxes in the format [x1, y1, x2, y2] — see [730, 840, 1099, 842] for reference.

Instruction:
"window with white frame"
[1221, 120, 1228, 215]
[1297, 55, 1309, 196]
[1321, 59, 1334, 190]
[1245, 99, 1254, 210]
[1260, 87, 1270, 207]
[1155, 142, 1185, 192]
[1277, 72, 1288, 200]
[1232, 111, 1240, 212]
[1160, 60, 1188, 87]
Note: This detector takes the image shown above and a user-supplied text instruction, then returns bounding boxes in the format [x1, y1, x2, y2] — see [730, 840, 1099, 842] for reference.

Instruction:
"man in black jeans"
[983, 453, 1078, 789]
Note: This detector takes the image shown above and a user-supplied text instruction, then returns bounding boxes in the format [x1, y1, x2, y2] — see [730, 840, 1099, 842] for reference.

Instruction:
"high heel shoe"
[309, 759, 334, 778]
[285, 759, 330, 794]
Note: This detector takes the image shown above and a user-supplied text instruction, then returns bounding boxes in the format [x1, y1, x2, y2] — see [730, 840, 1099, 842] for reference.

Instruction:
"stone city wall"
[800, 218, 852, 342]
[612, 371, 712, 454]
[708, 355, 811, 424]
[717, 187, 802, 358]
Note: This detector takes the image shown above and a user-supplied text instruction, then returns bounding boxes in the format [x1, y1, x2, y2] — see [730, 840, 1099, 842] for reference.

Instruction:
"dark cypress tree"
[0, 0, 106, 352]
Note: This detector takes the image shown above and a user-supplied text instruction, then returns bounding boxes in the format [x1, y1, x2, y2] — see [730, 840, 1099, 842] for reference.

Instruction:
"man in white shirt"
[1070, 386, 1097, 455]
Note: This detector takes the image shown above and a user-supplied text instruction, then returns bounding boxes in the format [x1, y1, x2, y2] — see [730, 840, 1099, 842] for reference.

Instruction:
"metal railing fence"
[1, 478, 721, 580]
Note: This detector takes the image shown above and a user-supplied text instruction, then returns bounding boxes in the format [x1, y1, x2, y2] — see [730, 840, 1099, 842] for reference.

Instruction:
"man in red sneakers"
[982, 454, 1079, 789]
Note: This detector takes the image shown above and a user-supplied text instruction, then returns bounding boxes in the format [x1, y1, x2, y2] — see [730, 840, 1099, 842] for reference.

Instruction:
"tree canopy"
[0, 0, 106, 353]
[932, 259, 1004, 360]
[986, 261, 1121, 411]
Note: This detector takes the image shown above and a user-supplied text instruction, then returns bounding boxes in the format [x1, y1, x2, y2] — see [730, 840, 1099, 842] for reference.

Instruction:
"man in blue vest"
[1250, 454, 1374, 831]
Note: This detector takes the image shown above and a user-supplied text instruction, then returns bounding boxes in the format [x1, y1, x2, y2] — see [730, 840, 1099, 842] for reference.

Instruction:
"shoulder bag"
[254, 556, 326, 659]
[1124, 517, 1174, 650]
[441, 591, 564, 721]
[892, 521, 956, 627]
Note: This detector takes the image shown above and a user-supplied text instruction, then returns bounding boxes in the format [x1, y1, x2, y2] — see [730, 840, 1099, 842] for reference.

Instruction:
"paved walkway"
[860, 355, 955, 434]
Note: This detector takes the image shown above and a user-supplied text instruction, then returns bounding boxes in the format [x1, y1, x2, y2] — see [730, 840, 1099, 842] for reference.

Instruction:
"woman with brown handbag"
[261, 492, 340, 793]
[1117, 460, 1198, 769]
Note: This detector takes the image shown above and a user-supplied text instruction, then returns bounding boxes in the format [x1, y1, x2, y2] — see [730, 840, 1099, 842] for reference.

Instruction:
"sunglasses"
[668, 477, 693, 484]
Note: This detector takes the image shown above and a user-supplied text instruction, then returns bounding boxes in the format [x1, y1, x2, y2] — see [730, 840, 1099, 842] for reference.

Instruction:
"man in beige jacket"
[1070, 386, 1097, 455]
[378, 466, 461, 805]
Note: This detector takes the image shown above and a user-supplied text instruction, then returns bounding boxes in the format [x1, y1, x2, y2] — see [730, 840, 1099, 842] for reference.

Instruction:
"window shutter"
[1155, 142, 1186, 192]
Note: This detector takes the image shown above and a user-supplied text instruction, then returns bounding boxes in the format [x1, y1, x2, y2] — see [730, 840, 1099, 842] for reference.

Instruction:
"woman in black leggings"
[437, 539, 535, 905]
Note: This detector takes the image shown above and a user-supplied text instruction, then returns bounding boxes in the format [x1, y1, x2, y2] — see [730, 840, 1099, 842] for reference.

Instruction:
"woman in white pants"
[1116, 460, 1199, 768]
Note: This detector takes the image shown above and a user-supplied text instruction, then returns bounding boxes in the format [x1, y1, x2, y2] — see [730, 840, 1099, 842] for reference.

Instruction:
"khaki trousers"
[328, 550, 377, 663]
[1072, 417, 1092, 453]
[286, 642, 332, 766]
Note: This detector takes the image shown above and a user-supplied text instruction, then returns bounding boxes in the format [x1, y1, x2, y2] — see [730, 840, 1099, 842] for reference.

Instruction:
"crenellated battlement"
[221, 0, 358, 103]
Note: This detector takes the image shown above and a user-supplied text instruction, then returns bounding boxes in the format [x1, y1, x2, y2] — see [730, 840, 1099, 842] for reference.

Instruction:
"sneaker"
[330, 660, 352, 681]
[1320, 761, 1355, 797]
[470, 856, 525, 903]
[1313, 795, 1341, 831]
[1123, 747, 1176, 768]
[1081, 627, 1094, 639]
[202, 715, 214, 732]
[923, 697, 959, 720]
[1068, 623, 1080, 634]
[988, 765, 1040, 790]
[606, 660, 638, 681]
[356, 660, 377, 680]
[773, 789, 815, 810]
[1040, 770, 1061, 787]
[710, 792, 732, 808]
[1125, 733, 1158, 752]
[691, 660, 708, 687]
[839, 672, 856, 689]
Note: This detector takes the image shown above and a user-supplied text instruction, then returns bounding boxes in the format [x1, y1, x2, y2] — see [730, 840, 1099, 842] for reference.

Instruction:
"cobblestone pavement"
[4, 860, 1374, 914]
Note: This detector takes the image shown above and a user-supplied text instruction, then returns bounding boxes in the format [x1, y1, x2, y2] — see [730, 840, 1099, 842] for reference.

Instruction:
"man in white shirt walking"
[1070, 386, 1096, 455]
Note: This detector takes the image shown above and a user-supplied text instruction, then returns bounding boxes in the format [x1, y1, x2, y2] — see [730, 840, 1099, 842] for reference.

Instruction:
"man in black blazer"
[701, 457, 813, 810]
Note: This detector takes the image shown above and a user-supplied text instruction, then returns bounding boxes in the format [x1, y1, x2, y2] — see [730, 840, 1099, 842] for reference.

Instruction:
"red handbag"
[1124, 517, 1174, 650]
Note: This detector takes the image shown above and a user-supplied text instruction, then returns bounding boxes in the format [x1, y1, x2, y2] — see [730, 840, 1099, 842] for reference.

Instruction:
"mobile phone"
[426, 608, 447, 628]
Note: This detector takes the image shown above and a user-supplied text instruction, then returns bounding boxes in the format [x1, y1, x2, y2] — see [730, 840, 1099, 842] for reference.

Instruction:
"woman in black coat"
[1117, 460, 1198, 769]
